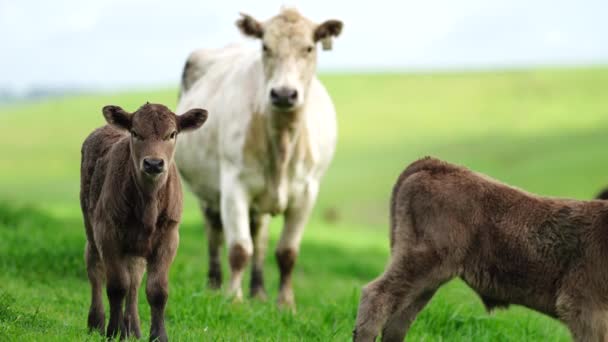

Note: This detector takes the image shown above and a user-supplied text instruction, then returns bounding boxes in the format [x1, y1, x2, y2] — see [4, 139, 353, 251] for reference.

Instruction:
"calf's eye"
[165, 131, 177, 141]
[306, 46, 313, 53]
[131, 131, 139, 140]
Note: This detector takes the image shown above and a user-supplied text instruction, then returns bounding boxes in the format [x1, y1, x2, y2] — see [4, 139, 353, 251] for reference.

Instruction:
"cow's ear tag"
[322, 37, 333, 51]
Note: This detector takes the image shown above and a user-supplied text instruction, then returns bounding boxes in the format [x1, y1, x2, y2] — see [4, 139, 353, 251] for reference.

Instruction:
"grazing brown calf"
[354, 157, 608, 342]
[80, 103, 207, 341]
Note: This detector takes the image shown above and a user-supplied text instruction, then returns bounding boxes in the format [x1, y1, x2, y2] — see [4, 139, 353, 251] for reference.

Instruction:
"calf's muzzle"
[143, 158, 165, 175]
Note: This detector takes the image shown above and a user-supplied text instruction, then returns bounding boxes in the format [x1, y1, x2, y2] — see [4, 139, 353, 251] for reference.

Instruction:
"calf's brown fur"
[354, 157, 608, 342]
[80, 103, 207, 341]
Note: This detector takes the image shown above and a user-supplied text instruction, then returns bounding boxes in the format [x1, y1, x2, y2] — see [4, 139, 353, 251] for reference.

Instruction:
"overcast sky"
[1, 0, 607, 90]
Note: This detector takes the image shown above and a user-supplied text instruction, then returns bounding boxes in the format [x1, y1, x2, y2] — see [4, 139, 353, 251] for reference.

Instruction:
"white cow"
[175, 8, 343, 309]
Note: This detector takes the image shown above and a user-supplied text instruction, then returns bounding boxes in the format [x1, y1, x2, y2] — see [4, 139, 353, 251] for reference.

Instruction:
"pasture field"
[2, 67, 608, 340]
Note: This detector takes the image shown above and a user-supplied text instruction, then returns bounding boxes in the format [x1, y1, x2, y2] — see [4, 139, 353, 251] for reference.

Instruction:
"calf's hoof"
[149, 329, 168, 342]
[106, 321, 127, 340]
[124, 314, 142, 339]
[87, 308, 105, 335]
[352, 328, 377, 342]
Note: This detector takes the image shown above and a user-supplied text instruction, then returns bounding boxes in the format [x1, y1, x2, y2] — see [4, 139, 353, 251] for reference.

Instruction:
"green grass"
[3, 67, 608, 340]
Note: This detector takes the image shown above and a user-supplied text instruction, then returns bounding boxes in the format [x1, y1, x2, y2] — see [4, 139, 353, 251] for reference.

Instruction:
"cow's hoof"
[207, 268, 222, 290]
[250, 287, 268, 301]
[207, 278, 222, 290]
[227, 288, 244, 304]
[277, 293, 296, 313]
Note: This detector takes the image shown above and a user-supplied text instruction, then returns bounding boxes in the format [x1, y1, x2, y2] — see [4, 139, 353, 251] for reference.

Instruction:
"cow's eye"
[306, 46, 313, 53]
[262, 44, 270, 53]
[131, 131, 140, 140]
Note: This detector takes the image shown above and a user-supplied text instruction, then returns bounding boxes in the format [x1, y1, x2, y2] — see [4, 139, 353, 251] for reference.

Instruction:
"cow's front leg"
[250, 212, 270, 299]
[276, 181, 319, 311]
[221, 178, 253, 301]
[202, 206, 224, 289]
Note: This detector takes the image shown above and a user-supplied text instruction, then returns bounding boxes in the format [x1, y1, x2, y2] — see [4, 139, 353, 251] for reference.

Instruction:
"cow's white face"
[237, 8, 342, 113]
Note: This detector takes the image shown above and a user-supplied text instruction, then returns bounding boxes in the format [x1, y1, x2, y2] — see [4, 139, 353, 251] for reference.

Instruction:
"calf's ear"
[102, 105, 132, 130]
[236, 13, 264, 39]
[178, 108, 208, 132]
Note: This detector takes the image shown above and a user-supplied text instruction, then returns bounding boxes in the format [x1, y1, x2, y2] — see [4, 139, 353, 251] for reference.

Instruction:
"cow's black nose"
[270, 87, 298, 109]
[143, 158, 164, 174]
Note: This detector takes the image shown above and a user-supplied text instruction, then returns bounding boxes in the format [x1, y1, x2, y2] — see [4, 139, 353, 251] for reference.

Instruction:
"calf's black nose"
[270, 87, 298, 109]
[143, 158, 164, 174]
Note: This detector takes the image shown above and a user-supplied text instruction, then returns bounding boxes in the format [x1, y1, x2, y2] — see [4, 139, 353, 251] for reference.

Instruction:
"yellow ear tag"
[322, 37, 333, 51]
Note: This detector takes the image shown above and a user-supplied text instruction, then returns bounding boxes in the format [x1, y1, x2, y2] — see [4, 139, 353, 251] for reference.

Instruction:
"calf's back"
[392, 157, 608, 316]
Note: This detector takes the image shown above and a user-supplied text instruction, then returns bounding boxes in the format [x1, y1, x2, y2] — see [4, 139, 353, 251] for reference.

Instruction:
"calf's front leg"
[124, 257, 145, 338]
[85, 241, 105, 335]
[146, 228, 179, 342]
[105, 257, 130, 339]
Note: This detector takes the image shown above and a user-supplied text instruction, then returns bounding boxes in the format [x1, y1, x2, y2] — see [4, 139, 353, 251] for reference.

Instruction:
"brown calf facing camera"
[80, 103, 207, 341]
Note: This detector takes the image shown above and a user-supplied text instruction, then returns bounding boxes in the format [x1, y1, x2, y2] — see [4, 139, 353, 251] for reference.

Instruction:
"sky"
[1, 0, 607, 90]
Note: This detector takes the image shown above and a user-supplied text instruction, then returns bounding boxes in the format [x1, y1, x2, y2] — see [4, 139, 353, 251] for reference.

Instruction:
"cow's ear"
[178, 108, 208, 132]
[236, 13, 264, 39]
[102, 105, 132, 131]
[314, 20, 343, 50]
